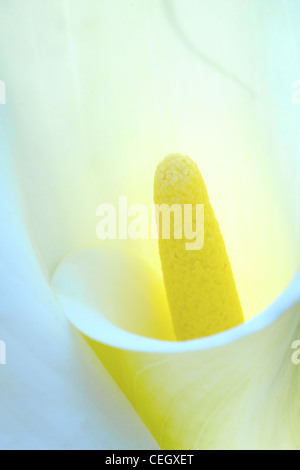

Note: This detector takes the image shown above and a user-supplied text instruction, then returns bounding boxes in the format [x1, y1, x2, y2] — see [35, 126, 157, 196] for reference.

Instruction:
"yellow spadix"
[154, 153, 244, 340]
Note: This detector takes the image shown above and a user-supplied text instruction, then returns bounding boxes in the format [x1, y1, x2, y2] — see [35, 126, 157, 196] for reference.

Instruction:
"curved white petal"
[52, 247, 300, 449]
[0, 129, 158, 450]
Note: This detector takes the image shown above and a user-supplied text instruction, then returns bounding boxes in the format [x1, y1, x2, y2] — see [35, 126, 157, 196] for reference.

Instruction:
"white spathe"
[0, 0, 300, 450]
[0, 125, 159, 450]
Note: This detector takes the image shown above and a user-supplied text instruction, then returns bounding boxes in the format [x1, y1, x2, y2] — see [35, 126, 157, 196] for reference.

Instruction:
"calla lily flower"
[1, 0, 300, 450]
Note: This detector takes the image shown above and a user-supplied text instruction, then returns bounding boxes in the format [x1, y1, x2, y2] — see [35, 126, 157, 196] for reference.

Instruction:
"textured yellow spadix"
[154, 153, 244, 340]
